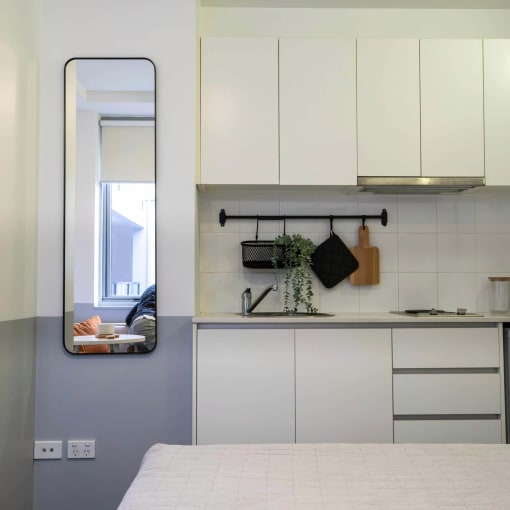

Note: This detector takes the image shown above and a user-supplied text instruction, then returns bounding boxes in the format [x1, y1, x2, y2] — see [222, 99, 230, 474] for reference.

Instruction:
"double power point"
[34, 440, 96, 460]
[68, 440, 95, 459]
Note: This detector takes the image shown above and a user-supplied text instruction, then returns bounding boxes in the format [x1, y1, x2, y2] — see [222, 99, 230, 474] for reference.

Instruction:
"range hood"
[354, 176, 485, 195]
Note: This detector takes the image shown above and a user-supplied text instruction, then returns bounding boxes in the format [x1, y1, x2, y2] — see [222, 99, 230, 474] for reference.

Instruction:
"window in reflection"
[101, 182, 155, 303]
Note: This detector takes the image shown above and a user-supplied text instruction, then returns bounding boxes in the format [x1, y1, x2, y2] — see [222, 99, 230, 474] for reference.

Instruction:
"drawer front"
[393, 327, 500, 368]
[394, 419, 503, 444]
[393, 373, 501, 415]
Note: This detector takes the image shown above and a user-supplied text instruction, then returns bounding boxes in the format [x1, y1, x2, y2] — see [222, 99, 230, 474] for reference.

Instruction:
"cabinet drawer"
[393, 373, 501, 415]
[393, 327, 500, 368]
[394, 419, 502, 444]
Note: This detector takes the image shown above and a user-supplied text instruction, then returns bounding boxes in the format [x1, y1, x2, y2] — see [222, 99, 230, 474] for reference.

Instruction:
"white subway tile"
[398, 233, 437, 272]
[476, 234, 510, 272]
[437, 233, 476, 273]
[476, 195, 510, 234]
[397, 197, 437, 233]
[359, 273, 398, 312]
[398, 273, 438, 310]
[437, 195, 476, 233]
[367, 232, 398, 273]
[437, 273, 477, 312]
[318, 279, 360, 313]
[200, 233, 240, 273]
[200, 273, 240, 313]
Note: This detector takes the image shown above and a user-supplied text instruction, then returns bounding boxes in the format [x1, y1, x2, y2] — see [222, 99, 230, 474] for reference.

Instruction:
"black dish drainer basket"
[241, 217, 286, 269]
[241, 240, 285, 268]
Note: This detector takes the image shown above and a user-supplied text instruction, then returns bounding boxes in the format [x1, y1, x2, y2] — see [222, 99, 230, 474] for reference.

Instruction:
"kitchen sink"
[237, 312, 334, 317]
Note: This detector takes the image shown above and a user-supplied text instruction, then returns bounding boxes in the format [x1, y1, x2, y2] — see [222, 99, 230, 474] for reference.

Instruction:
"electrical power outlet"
[67, 440, 96, 459]
[34, 440, 63, 460]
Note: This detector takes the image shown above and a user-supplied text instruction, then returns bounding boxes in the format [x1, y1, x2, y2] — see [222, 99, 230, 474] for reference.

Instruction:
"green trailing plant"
[272, 234, 317, 314]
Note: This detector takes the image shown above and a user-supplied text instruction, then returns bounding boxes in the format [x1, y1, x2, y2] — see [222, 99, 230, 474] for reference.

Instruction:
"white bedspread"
[118, 442, 510, 510]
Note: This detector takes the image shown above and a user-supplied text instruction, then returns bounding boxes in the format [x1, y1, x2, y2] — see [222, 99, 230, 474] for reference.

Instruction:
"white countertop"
[193, 312, 510, 324]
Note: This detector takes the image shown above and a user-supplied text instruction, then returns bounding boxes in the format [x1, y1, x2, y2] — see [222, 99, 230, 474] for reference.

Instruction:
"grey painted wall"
[34, 315, 192, 510]
[0, 318, 36, 510]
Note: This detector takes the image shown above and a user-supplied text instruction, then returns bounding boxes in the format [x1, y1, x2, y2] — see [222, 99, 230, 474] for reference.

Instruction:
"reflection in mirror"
[64, 58, 156, 355]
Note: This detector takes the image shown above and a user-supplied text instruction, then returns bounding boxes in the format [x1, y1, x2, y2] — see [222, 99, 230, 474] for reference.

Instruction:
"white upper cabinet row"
[200, 37, 508, 186]
[358, 38, 484, 179]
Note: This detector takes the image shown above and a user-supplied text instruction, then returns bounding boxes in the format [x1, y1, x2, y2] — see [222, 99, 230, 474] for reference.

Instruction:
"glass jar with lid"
[488, 276, 510, 313]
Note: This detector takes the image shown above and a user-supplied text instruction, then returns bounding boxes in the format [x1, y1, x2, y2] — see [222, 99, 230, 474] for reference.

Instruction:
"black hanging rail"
[219, 208, 388, 227]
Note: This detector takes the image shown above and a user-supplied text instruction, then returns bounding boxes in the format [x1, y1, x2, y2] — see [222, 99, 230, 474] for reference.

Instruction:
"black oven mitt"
[311, 230, 359, 288]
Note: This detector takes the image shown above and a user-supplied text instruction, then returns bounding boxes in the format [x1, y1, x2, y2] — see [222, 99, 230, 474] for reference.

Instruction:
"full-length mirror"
[64, 58, 156, 355]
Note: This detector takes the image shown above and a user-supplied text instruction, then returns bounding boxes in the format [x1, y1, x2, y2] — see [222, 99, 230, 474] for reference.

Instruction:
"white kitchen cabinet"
[295, 329, 393, 443]
[194, 324, 505, 446]
[393, 373, 501, 415]
[279, 38, 356, 185]
[393, 327, 500, 368]
[392, 326, 504, 444]
[357, 39, 420, 178]
[200, 37, 279, 185]
[484, 39, 510, 185]
[394, 420, 502, 444]
[420, 39, 484, 178]
[196, 329, 295, 444]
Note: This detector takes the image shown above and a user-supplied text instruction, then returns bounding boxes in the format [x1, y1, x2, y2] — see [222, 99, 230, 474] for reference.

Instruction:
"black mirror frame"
[63, 57, 157, 356]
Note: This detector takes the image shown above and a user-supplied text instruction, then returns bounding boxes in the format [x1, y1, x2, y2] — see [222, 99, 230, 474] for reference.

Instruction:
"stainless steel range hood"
[354, 176, 485, 195]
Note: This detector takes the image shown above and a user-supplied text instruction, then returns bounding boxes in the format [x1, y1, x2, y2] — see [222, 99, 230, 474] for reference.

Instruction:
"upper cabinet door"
[200, 37, 279, 185]
[420, 39, 484, 178]
[279, 38, 356, 185]
[357, 39, 420, 177]
[484, 40, 510, 185]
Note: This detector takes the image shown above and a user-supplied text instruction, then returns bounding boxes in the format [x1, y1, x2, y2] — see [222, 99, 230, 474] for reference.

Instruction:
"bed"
[118, 442, 510, 509]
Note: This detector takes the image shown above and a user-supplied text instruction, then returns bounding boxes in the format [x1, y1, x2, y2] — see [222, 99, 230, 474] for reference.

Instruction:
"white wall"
[38, 0, 197, 318]
[201, 6, 510, 38]
[0, 0, 39, 322]
[35, 1, 198, 509]
[0, 0, 39, 508]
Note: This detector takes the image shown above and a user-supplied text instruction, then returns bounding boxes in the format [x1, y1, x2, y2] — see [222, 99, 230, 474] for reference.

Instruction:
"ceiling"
[74, 59, 155, 117]
[201, 0, 510, 8]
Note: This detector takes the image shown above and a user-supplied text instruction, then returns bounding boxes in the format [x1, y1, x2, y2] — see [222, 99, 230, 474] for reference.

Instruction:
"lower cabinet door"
[196, 329, 295, 445]
[394, 420, 503, 444]
[295, 329, 393, 443]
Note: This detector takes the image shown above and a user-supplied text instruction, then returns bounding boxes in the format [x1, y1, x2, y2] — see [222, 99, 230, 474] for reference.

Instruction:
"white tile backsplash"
[397, 197, 437, 233]
[198, 189, 510, 313]
[437, 233, 476, 273]
[359, 273, 398, 312]
[319, 279, 360, 313]
[200, 233, 240, 273]
[437, 273, 478, 312]
[200, 272, 240, 313]
[398, 273, 438, 310]
[476, 195, 510, 234]
[398, 233, 437, 273]
[476, 234, 510, 272]
[436, 196, 476, 234]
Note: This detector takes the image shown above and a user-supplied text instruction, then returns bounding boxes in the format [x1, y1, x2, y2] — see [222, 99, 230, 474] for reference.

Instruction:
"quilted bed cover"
[117, 442, 510, 510]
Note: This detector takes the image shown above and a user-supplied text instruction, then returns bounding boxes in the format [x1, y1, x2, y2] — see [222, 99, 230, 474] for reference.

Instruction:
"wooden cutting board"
[350, 226, 380, 285]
